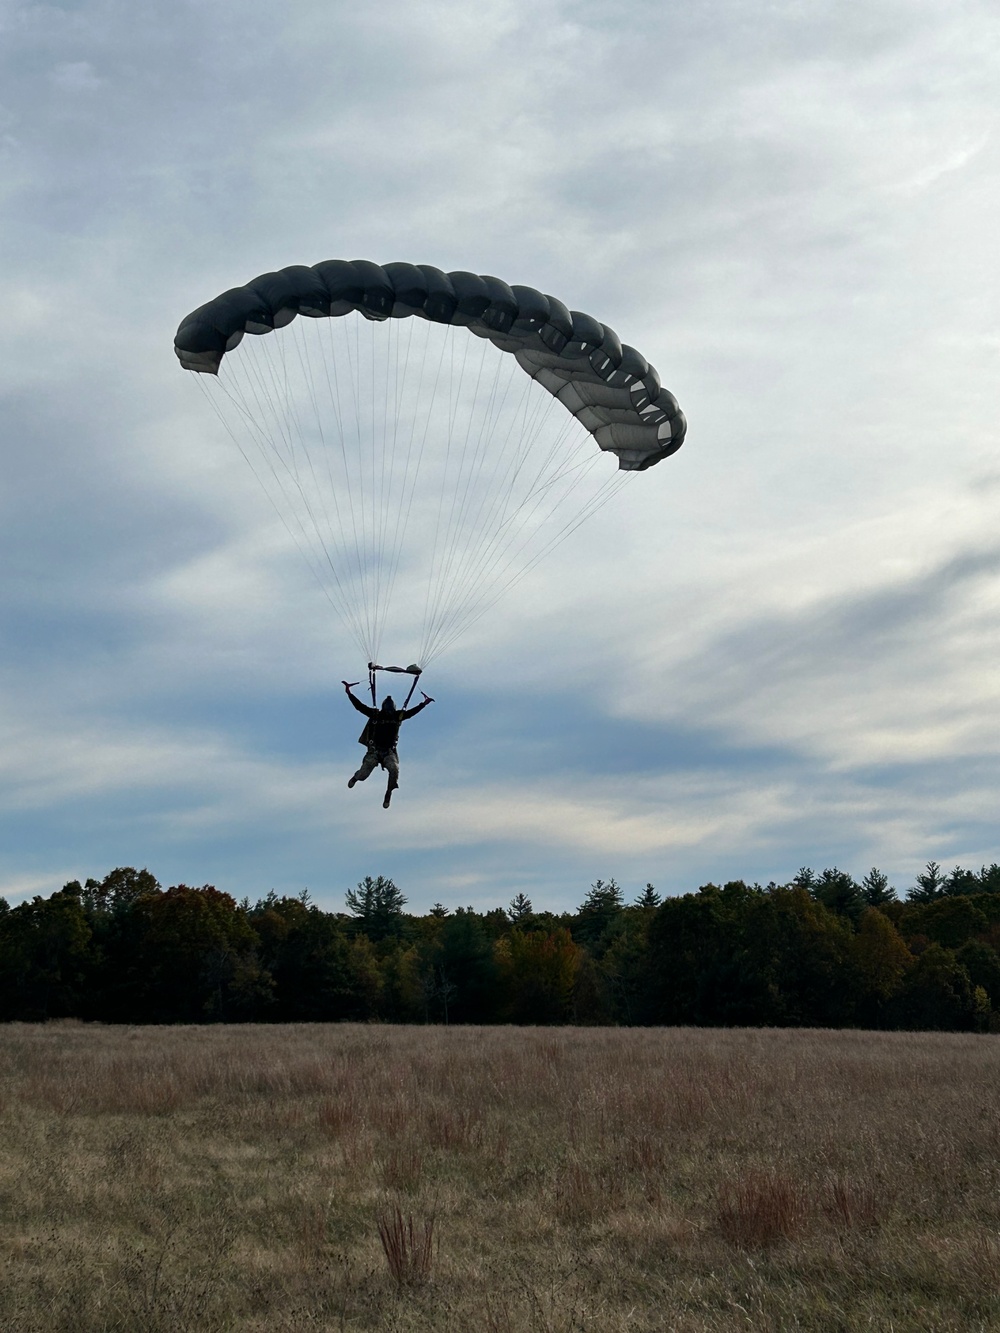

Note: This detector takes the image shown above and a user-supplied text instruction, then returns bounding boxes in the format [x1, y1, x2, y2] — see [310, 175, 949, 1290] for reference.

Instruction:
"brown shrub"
[376, 1206, 435, 1286]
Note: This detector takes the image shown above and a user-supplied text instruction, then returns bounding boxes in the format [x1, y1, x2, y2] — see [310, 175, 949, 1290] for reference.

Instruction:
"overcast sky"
[1, 0, 998, 913]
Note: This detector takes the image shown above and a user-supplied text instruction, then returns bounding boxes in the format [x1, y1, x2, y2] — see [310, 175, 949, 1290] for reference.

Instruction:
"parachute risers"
[368, 662, 422, 709]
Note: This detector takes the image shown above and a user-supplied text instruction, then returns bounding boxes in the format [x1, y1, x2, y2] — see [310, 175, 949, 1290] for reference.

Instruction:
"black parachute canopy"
[175, 260, 686, 472]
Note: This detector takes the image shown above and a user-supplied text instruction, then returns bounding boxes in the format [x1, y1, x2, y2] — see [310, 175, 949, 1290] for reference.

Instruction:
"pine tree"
[812, 867, 864, 922]
[943, 866, 978, 896]
[909, 861, 945, 902]
[575, 878, 625, 954]
[345, 875, 408, 941]
[508, 893, 533, 923]
[860, 868, 896, 907]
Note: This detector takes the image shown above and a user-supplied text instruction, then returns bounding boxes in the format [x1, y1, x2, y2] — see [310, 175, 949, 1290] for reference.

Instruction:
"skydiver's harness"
[345, 662, 423, 761]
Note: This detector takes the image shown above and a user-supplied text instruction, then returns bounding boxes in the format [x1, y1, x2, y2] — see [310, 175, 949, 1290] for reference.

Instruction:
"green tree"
[574, 878, 625, 956]
[598, 908, 656, 1023]
[643, 886, 724, 1025]
[82, 866, 161, 915]
[909, 861, 945, 902]
[422, 908, 497, 1023]
[345, 875, 408, 942]
[644, 882, 857, 1028]
[0, 884, 92, 1020]
[812, 867, 865, 924]
[861, 868, 896, 907]
[635, 883, 661, 908]
[130, 884, 261, 1022]
[497, 928, 582, 1023]
[251, 894, 378, 1020]
[890, 943, 979, 1030]
[508, 893, 533, 923]
[943, 865, 979, 896]
[853, 908, 912, 1020]
[956, 940, 1000, 1009]
[902, 897, 989, 950]
[378, 943, 424, 1021]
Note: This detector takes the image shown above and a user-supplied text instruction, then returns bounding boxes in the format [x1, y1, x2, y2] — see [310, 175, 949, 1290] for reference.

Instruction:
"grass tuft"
[376, 1205, 435, 1286]
[823, 1174, 889, 1231]
[716, 1167, 807, 1248]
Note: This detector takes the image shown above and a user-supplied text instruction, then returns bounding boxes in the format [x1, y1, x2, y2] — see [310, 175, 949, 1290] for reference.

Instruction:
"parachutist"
[343, 682, 433, 810]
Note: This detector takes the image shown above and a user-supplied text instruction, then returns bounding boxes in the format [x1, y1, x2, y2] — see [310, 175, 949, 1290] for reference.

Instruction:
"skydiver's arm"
[343, 683, 376, 718]
[399, 693, 434, 721]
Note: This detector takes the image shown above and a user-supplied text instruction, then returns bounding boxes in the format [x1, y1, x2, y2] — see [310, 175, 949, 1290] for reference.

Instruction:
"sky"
[1, 0, 998, 914]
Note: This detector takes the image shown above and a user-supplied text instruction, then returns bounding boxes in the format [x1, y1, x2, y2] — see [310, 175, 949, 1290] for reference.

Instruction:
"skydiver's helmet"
[381, 696, 396, 714]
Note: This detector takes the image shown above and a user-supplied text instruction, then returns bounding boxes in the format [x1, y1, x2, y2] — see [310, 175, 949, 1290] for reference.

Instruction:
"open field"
[2, 1023, 1000, 1331]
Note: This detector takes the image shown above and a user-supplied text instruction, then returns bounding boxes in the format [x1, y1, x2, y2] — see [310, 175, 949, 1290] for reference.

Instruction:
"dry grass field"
[2, 1022, 999, 1332]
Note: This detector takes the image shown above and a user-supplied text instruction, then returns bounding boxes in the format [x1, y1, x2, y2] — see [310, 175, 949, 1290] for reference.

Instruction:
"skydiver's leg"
[381, 750, 400, 808]
[349, 747, 379, 787]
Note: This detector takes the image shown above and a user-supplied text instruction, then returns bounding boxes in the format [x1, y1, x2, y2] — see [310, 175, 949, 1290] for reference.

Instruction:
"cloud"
[49, 60, 103, 92]
[0, 0, 998, 910]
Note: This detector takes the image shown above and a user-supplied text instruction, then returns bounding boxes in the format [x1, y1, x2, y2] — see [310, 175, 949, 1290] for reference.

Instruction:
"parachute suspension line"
[381, 317, 431, 653]
[370, 315, 394, 657]
[374, 316, 431, 655]
[273, 325, 353, 620]
[427, 335, 521, 639]
[417, 340, 516, 662]
[418, 359, 562, 658]
[381, 317, 420, 645]
[234, 325, 373, 659]
[257, 325, 374, 655]
[419, 325, 468, 645]
[290, 319, 365, 633]
[419, 327, 494, 662]
[373, 315, 416, 661]
[417, 389, 626, 665]
[422, 325, 531, 658]
[414, 361, 608, 666]
[342, 313, 374, 654]
[423, 469, 634, 666]
[308, 311, 458, 665]
[318, 318, 364, 597]
[200, 361, 372, 659]
[203, 311, 637, 671]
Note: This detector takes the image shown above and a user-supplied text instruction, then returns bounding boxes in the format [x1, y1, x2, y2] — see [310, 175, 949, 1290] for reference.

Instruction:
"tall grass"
[377, 1206, 435, 1286]
[1, 1022, 999, 1330]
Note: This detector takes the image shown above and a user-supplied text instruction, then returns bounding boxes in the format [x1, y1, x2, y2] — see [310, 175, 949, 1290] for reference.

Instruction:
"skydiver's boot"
[383, 778, 398, 809]
[348, 774, 359, 788]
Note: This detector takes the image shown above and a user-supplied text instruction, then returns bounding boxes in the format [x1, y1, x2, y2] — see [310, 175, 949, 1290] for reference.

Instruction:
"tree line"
[2, 861, 1000, 1029]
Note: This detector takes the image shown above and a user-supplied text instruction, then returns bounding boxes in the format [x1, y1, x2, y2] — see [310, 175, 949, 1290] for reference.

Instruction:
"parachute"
[174, 260, 686, 668]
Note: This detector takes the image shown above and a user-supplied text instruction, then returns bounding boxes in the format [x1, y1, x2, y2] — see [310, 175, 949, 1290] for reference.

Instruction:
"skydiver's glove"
[421, 692, 434, 703]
